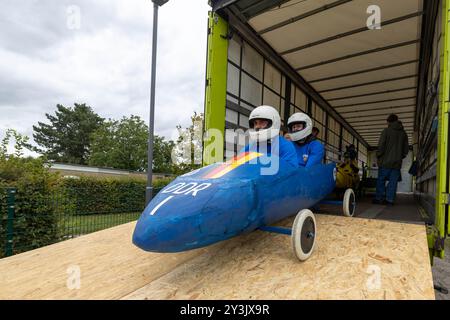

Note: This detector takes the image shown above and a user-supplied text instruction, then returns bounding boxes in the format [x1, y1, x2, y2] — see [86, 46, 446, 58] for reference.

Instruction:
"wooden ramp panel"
[0, 215, 435, 300]
[0, 222, 209, 300]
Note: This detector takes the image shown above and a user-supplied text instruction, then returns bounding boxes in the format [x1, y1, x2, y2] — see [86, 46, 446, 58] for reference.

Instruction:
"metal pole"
[146, 3, 159, 205]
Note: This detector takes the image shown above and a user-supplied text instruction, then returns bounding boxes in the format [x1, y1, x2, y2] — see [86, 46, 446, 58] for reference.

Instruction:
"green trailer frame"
[203, 12, 228, 166]
[432, 0, 450, 259]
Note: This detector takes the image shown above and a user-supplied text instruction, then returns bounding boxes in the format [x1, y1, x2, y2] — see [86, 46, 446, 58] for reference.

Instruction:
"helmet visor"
[249, 118, 272, 131]
[288, 121, 306, 133]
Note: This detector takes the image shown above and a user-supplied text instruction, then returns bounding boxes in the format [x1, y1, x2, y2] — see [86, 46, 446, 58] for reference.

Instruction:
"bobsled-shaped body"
[133, 152, 336, 252]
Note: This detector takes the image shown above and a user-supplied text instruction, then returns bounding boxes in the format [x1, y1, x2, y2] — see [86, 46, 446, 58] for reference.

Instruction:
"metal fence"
[0, 186, 161, 259]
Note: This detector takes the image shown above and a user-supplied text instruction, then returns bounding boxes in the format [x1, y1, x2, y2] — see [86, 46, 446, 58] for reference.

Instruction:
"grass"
[54, 189, 167, 238]
[57, 212, 141, 238]
[0, 212, 142, 259]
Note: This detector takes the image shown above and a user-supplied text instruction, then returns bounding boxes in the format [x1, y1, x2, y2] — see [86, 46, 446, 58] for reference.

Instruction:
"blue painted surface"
[319, 200, 343, 206]
[132, 154, 336, 253]
[258, 226, 292, 235]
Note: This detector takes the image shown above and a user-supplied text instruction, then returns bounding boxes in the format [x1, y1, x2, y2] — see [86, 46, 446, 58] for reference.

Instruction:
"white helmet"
[248, 105, 281, 142]
[287, 112, 312, 142]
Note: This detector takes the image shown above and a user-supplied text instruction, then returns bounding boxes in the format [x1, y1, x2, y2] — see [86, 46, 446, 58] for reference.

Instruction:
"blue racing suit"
[293, 138, 324, 168]
[241, 135, 299, 168]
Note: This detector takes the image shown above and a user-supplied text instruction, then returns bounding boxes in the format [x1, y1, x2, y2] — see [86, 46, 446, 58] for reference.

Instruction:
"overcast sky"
[0, 0, 210, 156]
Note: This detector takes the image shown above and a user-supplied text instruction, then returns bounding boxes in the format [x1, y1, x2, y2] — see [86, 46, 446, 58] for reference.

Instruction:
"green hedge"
[0, 157, 63, 258]
[0, 156, 175, 257]
[61, 176, 174, 216]
[0, 189, 9, 257]
[153, 177, 175, 189]
[62, 178, 144, 215]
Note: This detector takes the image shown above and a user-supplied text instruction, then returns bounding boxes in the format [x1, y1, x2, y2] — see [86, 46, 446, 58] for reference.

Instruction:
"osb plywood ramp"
[0, 222, 211, 300]
[0, 215, 435, 300]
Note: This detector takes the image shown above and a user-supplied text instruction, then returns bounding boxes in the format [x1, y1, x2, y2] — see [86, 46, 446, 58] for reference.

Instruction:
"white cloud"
[0, 0, 211, 157]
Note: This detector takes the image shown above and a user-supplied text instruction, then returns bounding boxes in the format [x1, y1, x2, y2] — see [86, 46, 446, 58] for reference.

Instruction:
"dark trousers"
[375, 167, 400, 203]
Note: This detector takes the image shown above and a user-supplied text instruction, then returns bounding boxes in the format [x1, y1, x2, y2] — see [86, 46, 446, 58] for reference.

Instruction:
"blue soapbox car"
[133, 151, 355, 261]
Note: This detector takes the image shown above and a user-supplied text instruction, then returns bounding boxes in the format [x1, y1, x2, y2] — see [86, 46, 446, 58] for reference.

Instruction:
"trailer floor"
[318, 193, 426, 224]
[0, 214, 434, 300]
[321, 193, 450, 300]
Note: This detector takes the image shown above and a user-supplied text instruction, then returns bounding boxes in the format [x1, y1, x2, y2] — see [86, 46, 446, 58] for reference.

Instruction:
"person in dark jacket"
[373, 114, 409, 205]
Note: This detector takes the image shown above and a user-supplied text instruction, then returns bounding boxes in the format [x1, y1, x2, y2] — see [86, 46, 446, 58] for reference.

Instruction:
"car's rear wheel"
[343, 188, 356, 217]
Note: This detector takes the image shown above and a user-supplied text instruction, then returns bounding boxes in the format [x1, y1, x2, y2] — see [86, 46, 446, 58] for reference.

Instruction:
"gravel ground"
[432, 239, 450, 300]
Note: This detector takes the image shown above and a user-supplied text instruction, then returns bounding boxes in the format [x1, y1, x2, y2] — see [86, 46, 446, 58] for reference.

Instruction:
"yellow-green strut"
[432, 0, 450, 260]
[203, 12, 228, 166]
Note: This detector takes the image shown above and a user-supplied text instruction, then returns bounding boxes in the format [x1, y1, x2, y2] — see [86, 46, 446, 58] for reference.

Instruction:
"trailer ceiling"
[212, 0, 424, 147]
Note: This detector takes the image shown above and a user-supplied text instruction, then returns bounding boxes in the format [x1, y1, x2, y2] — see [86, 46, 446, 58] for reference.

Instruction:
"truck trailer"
[203, 0, 449, 262]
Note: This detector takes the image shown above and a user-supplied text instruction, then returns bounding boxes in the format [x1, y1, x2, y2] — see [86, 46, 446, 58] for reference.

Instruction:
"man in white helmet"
[241, 105, 298, 168]
[286, 112, 324, 168]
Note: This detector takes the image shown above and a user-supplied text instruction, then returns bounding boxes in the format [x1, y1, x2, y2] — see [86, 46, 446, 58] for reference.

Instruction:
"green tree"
[89, 115, 147, 171]
[89, 115, 176, 173]
[172, 112, 204, 174]
[1, 129, 29, 160]
[153, 136, 176, 173]
[31, 103, 104, 164]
